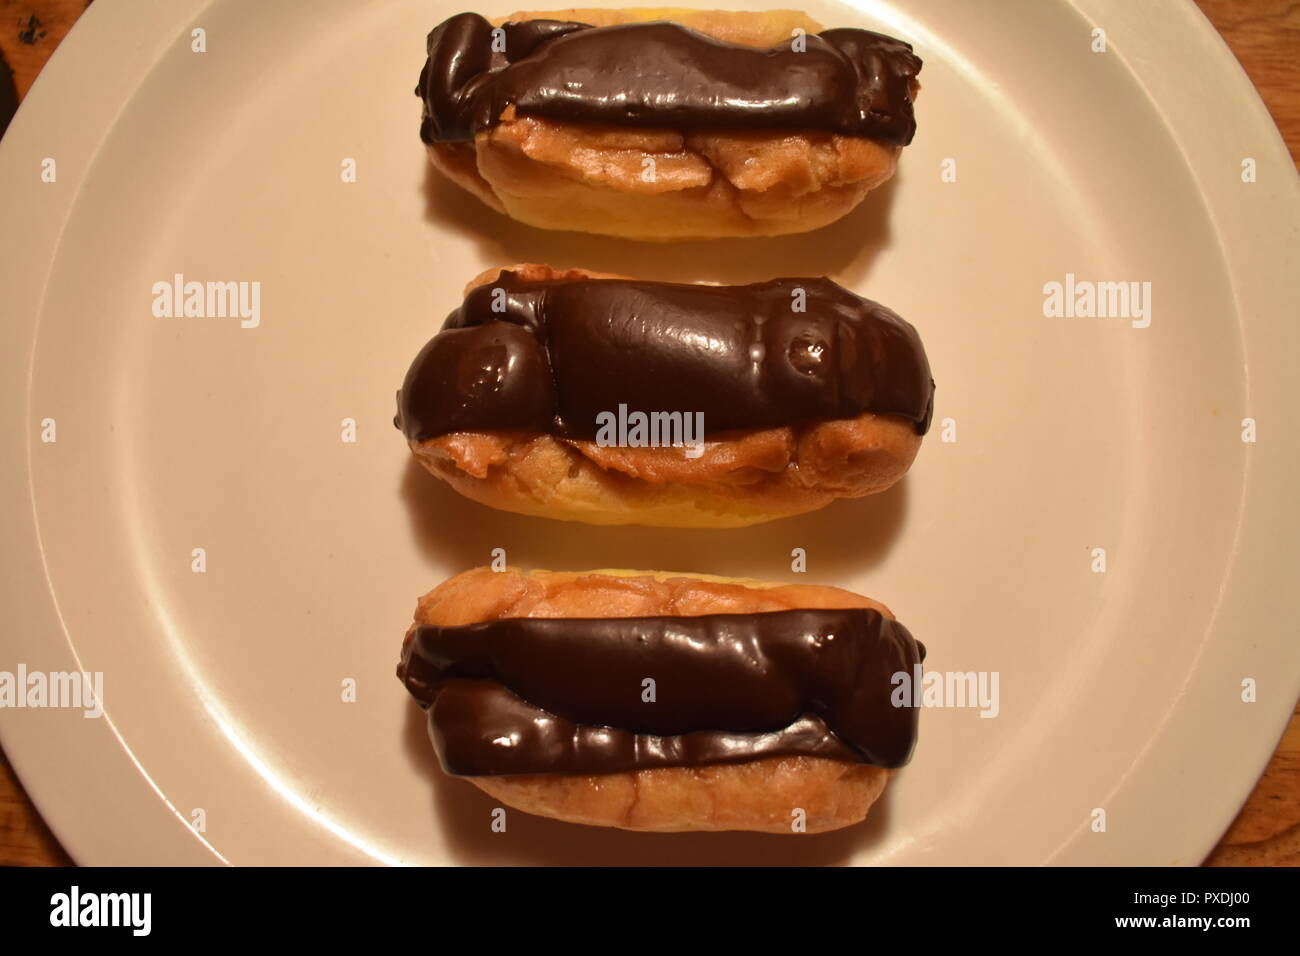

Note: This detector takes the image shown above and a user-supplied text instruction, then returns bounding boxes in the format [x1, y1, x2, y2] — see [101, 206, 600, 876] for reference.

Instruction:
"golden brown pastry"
[398, 567, 925, 833]
[395, 264, 934, 527]
[417, 9, 922, 240]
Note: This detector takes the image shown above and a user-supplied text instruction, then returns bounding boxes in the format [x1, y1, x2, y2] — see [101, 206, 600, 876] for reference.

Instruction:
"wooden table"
[1, 0, 1296, 867]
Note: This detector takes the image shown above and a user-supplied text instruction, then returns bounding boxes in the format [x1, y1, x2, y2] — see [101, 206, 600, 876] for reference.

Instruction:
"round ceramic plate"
[1, 0, 1297, 866]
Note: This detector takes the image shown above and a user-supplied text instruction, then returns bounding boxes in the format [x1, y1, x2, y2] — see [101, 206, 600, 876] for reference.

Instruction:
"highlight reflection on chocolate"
[416, 13, 922, 145]
[398, 608, 926, 776]
[394, 272, 935, 442]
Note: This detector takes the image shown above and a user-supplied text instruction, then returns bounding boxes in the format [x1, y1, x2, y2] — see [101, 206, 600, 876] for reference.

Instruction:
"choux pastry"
[394, 263, 934, 527]
[398, 567, 925, 833]
[417, 10, 922, 239]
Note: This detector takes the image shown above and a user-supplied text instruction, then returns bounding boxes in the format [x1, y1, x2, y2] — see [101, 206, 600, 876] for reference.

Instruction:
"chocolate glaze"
[416, 13, 921, 146]
[394, 272, 935, 442]
[399, 608, 925, 776]
[426, 679, 863, 775]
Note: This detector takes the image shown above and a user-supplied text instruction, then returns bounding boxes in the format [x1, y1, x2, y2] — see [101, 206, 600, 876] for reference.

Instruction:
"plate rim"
[0, 0, 226, 864]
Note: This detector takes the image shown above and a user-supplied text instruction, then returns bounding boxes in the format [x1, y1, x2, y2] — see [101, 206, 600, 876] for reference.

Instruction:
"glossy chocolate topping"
[416, 13, 921, 145]
[399, 608, 925, 775]
[426, 679, 864, 775]
[394, 272, 935, 442]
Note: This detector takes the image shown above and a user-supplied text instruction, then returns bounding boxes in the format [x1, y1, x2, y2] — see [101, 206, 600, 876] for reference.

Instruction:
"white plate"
[1, 0, 1297, 866]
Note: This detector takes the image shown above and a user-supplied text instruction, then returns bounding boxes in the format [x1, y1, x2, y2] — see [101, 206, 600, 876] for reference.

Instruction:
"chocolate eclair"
[398, 567, 925, 833]
[417, 9, 922, 240]
[395, 263, 935, 527]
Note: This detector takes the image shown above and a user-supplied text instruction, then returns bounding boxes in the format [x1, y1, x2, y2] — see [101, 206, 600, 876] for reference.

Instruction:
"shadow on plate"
[399, 456, 909, 580]
[419, 158, 900, 287]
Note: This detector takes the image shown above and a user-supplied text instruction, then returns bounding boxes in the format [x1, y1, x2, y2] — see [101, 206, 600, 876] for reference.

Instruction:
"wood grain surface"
[0, 0, 1296, 866]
